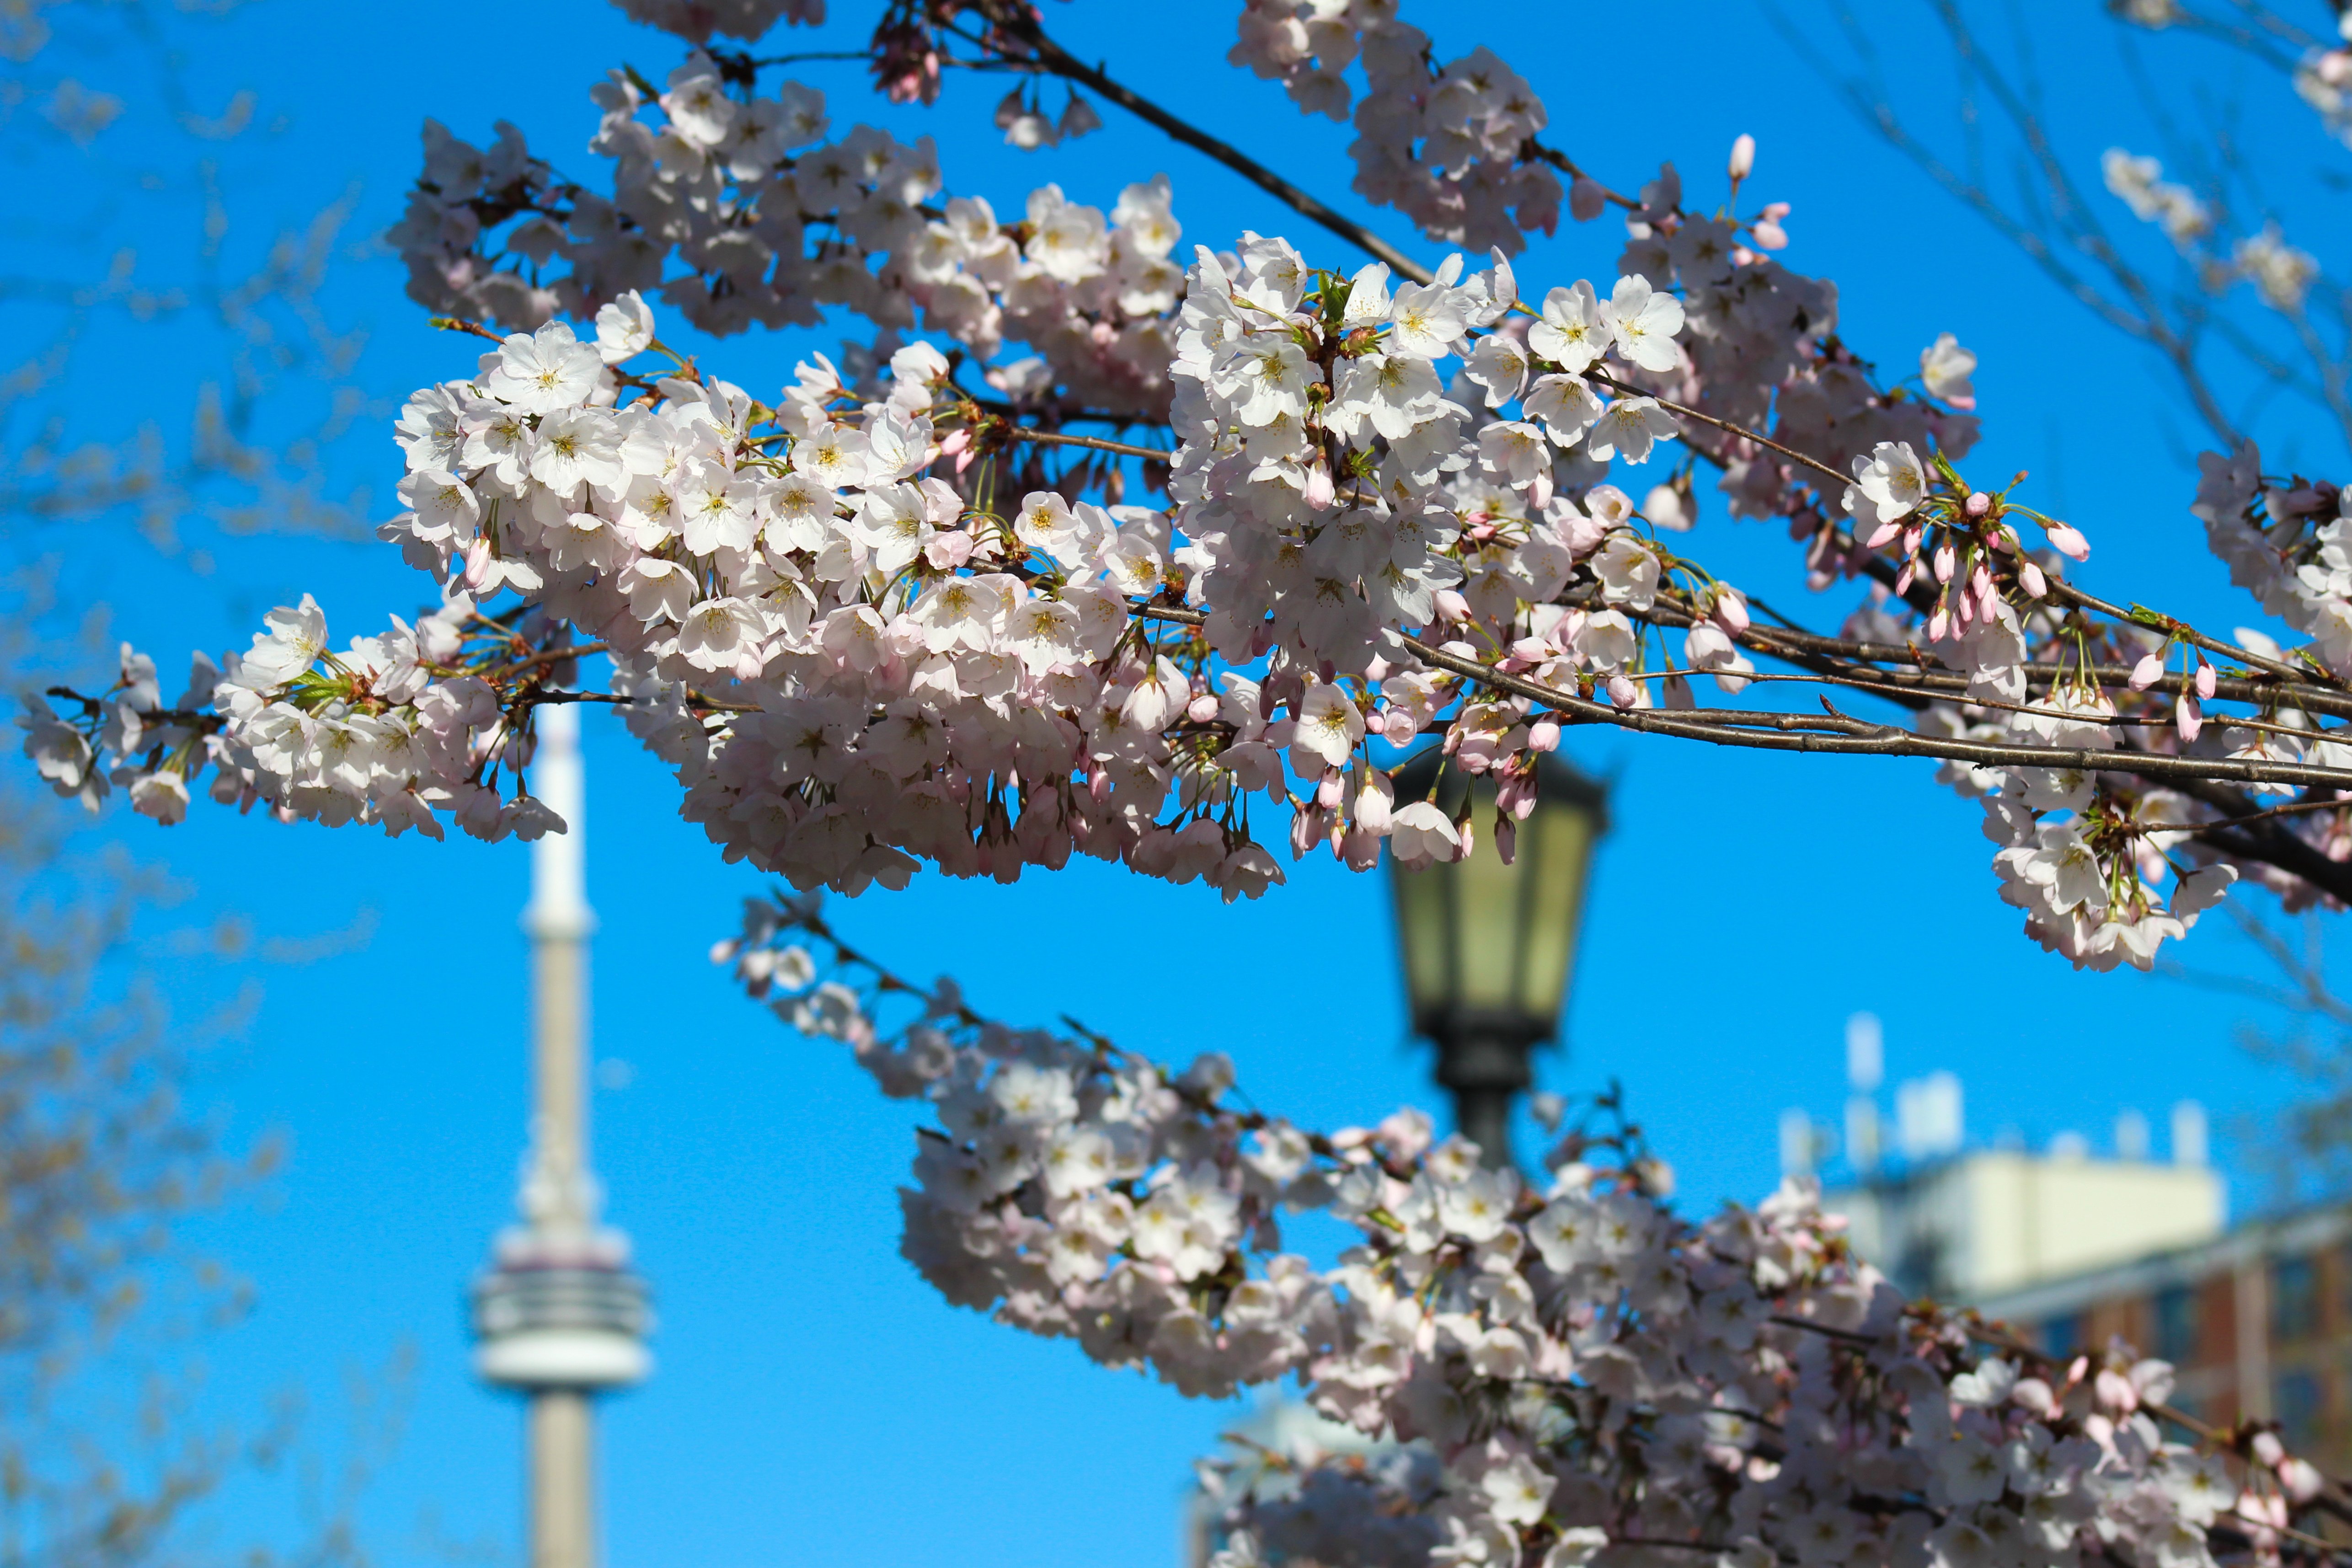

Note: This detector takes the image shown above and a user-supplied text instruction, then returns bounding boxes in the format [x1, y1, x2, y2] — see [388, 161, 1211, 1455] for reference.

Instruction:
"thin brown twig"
[427, 314, 506, 344]
[2202, 794, 2352, 830]
[989, 425, 1169, 462]
[974, 4, 1434, 284]
[1767, 1313, 1882, 1345]
[1583, 369, 1853, 492]
[479, 642, 612, 682]
[1524, 142, 1638, 212]
[2041, 577, 2316, 686]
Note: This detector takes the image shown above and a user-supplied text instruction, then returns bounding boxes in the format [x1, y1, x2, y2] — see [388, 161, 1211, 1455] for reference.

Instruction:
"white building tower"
[471, 702, 652, 1568]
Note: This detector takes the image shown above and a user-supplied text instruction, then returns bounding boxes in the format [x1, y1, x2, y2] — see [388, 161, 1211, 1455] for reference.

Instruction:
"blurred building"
[1793, 1015, 2352, 1468]
[1790, 1014, 2225, 1302]
[1823, 1126, 2226, 1301]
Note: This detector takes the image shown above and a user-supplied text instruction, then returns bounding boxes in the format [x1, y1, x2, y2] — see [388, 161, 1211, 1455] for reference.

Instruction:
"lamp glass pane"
[1392, 862, 1452, 1023]
[1514, 805, 1594, 1026]
[1450, 829, 1524, 1013]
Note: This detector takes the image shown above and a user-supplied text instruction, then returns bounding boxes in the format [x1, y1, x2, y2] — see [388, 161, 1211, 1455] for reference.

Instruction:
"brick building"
[1973, 1207, 2352, 1464]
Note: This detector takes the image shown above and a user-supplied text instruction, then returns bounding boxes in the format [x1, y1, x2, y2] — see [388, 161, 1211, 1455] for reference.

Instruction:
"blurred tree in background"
[2, 4, 391, 1564]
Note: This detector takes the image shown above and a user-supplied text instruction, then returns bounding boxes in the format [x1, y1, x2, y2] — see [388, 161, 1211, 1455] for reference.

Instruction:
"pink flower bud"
[2195, 661, 2217, 699]
[1493, 817, 1518, 864]
[1933, 544, 1956, 583]
[1500, 771, 1537, 819]
[1964, 492, 1991, 518]
[1750, 220, 1788, 251]
[2020, 560, 2047, 598]
[2252, 1432, 2287, 1468]
[2045, 522, 2091, 561]
[1529, 718, 1561, 752]
[924, 530, 975, 570]
[2130, 654, 2164, 690]
[1712, 588, 1750, 633]
[1289, 801, 1327, 858]
[1433, 589, 1471, 624]
[1865, 519, 1901, 549]
[1570, 176, 1606, 222]
[1728, 133, 1755, 182]
[1927, 606, 1950, 641]
[2281, 1458, 2324, 1503]
[463, 535, 498, 590]
[2177, 693, 2203, 742]
[1304, 461, 1336, 511]
[1187, 692, 1220, 723]
[1605, 674, 1637, 706]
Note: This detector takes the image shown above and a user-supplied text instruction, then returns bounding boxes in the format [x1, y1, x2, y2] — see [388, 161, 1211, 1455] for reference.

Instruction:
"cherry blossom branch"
[966, 3, 1435, 284]
[712, 894, 2341, 1568]
[1689, 610, 2352, 722]
[1129, 605, 2352, 793]
[1575, 369, 2325, 700]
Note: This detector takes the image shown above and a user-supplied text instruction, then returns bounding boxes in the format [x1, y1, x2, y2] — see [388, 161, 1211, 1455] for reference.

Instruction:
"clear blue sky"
[13, 2, 2348, 1564]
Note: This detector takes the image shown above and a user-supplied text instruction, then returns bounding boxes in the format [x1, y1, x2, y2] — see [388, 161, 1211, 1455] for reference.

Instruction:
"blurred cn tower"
[470, 702, 652, 1568]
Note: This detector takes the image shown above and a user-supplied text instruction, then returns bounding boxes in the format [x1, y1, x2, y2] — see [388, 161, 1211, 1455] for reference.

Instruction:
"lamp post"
[1388, 748, 1607, 1169]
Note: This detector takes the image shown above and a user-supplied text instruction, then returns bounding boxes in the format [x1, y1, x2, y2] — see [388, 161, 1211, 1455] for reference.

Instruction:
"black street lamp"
[1388, 748, 1608, 1169]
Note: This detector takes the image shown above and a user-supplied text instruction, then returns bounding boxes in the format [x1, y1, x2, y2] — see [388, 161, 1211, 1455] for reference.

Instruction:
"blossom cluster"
[18, 594, 582, 843]
[723, 901, 2328, 1568]
[2101, 149, 2317, 312]
[1853, 430, 2352, 970]
[28, 237, 1834, 894]
[1229, 0, 1561, 254]
[1799, 436, 2248, 970]
[391, 64, 1184, 416]
[611, 0, 823, 45]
